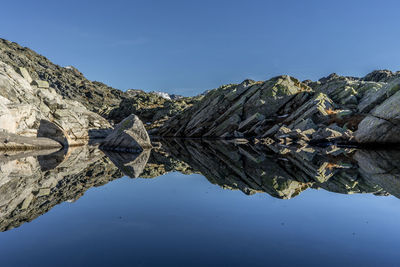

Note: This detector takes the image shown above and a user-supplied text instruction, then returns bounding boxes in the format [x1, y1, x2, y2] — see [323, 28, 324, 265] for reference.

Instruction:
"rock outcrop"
[0, 61, 112, 147]
[157, 76, 312, 138]
[0, 38, 124, 117]
[155, 71, 400, 146]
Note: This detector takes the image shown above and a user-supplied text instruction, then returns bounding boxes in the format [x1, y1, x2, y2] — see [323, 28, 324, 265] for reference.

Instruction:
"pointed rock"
[101, 114, 152, 152]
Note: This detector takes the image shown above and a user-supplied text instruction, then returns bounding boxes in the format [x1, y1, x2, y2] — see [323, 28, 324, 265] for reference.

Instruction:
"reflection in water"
[0, 147, 122, 231]
[159, 139, 395, 199]
[104, 149, 151, 178]
[0, 140, 399, 232]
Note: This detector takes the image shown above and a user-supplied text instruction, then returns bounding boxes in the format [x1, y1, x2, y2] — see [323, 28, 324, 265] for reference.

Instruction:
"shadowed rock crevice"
[37, 119, 68, 146]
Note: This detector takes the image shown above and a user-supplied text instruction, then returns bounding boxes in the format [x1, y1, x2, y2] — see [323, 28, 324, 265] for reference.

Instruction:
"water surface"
[0, 141, 399, 267]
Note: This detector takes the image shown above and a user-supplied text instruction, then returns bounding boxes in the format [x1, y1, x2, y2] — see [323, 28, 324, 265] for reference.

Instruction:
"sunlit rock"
[101, 114, 152, 152]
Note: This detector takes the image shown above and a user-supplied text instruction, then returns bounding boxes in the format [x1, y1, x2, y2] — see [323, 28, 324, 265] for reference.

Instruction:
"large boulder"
[100, 114, 152, 152]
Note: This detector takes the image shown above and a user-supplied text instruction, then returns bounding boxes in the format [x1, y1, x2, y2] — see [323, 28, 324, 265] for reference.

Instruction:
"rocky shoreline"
[0, 38, 400, 150]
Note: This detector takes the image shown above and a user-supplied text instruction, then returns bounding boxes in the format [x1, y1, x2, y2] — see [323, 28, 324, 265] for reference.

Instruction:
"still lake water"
[0, 141, 400, 267]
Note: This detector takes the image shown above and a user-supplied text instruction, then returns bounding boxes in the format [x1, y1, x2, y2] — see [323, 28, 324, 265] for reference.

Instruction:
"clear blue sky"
[2, 0, 400, 95]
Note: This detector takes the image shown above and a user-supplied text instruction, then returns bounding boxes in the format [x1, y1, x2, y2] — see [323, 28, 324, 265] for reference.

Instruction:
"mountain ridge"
[1, 38, 400, 146]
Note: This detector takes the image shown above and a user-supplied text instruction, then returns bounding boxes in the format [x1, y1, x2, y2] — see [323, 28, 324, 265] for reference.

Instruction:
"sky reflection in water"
[0, 173, 399, 266]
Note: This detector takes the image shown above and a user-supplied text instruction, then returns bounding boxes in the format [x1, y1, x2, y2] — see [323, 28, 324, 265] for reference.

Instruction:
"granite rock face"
[0, 38, 124, 117]
[157, 76, 312, 138]
[356, 88, 400, 143]
[0, 38, 197, 127]
[155, 75, 345, 144]
[0, 61, 111, 147]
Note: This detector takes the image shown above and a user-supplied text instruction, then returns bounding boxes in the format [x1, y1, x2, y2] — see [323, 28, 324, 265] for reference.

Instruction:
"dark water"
[0, 140, 399, 267]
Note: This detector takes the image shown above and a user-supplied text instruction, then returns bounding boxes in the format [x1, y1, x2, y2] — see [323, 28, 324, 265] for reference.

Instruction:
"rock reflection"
[103, 149, 151, 178]
[0, 141, 399, 232]
[0, 146, 122, 231]
[158, 139, 393, 198]
[355, 150, 400, 198]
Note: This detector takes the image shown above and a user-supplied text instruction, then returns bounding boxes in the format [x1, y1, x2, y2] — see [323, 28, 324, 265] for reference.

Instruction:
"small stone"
[21, 193, 34, 210]
[36, 188, 51, 197]
[31, 80, 49, 88]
